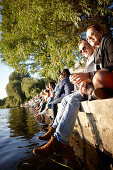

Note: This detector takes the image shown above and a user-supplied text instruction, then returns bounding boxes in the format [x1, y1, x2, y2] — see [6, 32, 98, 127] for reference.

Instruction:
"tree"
[0, 98, 6, 108]
[0, 0, 113, 80]
[5, 71, 29, 107]
[5, 71, 46, 107]
[6, 80, 25, 107]
[21, 77, 45, 100]
[9, 71, 30, 81]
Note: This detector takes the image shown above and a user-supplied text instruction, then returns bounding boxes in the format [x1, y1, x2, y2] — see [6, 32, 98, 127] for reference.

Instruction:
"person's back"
[61, 77, 74, 95]
[55, 69, 74, 99]
[52, 69, 74, 120]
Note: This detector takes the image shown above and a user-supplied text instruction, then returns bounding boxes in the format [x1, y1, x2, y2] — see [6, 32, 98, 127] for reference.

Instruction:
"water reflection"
[8, 107, 39, 139]
[0, 108, 47, 170]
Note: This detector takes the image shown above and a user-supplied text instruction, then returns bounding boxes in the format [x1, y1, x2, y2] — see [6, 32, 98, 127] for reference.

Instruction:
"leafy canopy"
[0, 0, 113, 80]
[5, 71, 45, 107]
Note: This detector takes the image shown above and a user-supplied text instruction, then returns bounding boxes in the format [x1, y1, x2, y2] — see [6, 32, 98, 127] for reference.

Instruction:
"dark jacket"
[94, 35, 113, 71]
[55, 77, 74, 99]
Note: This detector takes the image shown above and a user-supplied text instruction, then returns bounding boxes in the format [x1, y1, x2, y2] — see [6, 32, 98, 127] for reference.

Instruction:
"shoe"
[94, 88, 113, 99]
[38, 127, 55, 140]
[33, 136, 64, 155]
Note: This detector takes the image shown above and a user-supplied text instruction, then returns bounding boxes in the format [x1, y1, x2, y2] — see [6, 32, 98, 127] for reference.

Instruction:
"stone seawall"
[48, 98, 113, 157]
[74, 98, 113, 156]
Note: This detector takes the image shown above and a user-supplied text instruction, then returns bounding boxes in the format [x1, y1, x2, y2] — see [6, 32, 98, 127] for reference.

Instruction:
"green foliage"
[4, 71, 45, 107]
[9, 72, 30, 81]
[6, 80, 25, 107]
[0, 98, 6, 108]
[21, 77, 45, 100]
[0, 0, 113, 80]
[5, 71, 29, 107]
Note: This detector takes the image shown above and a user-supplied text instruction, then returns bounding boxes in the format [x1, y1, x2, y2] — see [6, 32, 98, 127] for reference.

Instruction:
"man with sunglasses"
[72, 24, 113, 99]
[32, 40, 97, 155]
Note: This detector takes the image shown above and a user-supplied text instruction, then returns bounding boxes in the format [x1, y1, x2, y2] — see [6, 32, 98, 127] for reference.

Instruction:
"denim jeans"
[40, 101, 47, 112]
[51, 96, 64, 120]
[46, 97, 54, 109]
[52, 91, 84, 144]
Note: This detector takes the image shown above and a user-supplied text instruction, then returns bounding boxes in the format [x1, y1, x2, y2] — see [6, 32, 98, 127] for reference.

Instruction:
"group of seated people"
[35, 68, 75, 121]
[32, 24, 113, 155]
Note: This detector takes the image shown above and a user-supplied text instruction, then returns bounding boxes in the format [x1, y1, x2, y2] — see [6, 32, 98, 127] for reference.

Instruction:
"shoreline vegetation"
[0, 71, 54, 109]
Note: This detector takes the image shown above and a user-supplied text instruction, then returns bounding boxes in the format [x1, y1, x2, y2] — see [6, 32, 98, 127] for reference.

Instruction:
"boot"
[38, 127, 55, 140]
[33, 136, 64, 155]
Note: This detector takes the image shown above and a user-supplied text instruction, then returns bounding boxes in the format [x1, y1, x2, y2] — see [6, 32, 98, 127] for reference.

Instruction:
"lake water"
[0, 107, 81, 170]
[0, 108, 113, 170]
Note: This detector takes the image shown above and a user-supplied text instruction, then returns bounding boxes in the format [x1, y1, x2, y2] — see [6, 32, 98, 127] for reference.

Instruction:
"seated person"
[32, 40, 97, 155]
[51, 69, 74, 120]
[37, 82, 55, 116]
[36, 89, 50, 116]
[72, 24, 113, 99]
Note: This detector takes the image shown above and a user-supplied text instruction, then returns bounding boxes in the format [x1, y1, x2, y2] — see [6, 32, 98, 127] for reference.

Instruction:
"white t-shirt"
[85, 53, 97, 72]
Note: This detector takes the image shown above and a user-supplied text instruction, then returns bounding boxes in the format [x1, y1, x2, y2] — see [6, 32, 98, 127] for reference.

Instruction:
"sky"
[0, 14, 14, 99]
[0, 63, 14, 99]
[0, 62, 39, 99]
[0, 14, 10, 99]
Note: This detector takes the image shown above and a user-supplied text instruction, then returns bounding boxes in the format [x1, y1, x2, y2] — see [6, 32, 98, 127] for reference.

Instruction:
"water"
[0, 108, 113, 170]
[0, 108, 53, 170]
[0, 108, 80, 170]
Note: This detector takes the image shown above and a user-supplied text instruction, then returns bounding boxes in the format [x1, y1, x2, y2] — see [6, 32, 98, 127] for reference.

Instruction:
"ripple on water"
[0, 108, 48, 170]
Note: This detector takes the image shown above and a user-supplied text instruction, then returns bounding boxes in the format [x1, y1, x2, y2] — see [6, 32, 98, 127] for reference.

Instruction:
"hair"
[78, 39, 88, 46]
[49, 81, 55, 89]
[61, 69, 71, 77]
[86, 24, 104, 34]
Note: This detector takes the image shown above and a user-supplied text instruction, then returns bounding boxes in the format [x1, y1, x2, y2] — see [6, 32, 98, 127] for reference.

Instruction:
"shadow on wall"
[70, 113, 113, 170]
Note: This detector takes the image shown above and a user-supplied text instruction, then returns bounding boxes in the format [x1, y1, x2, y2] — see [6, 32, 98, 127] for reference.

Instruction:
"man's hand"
[71, 73, 89, 84]
[80, 81, 87, 95]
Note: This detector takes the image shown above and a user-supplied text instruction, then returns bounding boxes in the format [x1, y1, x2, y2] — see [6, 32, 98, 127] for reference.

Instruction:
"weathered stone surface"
[69, 132, 112, 170]
[74, 98, 113, 157]
[48, 98, 113, 157]
[80, 98, 113, 115]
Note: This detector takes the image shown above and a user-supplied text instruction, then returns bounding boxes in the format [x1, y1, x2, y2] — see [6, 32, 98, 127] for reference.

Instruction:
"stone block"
[74, 98, 113, 156]
[47, 98, 113, 157]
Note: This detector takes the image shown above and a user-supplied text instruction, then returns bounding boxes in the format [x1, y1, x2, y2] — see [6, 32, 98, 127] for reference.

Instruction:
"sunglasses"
[79, 46, 87, 53]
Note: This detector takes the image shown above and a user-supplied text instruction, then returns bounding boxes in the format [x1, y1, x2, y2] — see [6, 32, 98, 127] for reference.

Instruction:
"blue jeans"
[46, 97, 54, 109]
[40, 101, 46, 112]
[51, 96, 64, 120]
[52, 91, 84, 144]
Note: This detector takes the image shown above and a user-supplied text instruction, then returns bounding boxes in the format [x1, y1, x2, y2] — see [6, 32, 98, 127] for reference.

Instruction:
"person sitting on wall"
[37, 82, 55, 116]
[51, 68, 74, 120]
[32, 40, 97, 155]
[71, 24, 113, 99]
